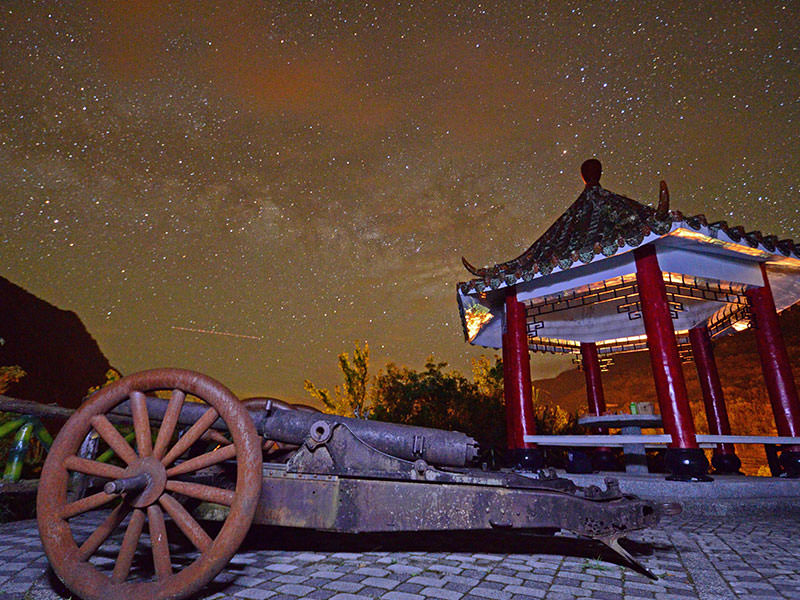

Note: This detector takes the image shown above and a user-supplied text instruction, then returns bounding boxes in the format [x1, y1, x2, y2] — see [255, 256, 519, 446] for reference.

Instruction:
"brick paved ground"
[1, 501, 798, 600]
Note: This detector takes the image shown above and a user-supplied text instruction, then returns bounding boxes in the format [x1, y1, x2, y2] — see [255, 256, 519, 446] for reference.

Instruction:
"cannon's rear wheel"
[37, 369, 261, 600]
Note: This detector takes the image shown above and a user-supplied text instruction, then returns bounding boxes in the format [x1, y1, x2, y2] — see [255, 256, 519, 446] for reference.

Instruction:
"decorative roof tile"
[460, 181, 800, 294]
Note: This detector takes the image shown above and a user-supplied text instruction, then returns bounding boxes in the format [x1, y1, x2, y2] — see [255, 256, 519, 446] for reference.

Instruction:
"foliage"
[87, 368, 122, 395]
[304, 348, 582, 451]
[304, 342, 373, 418]
[471, 355, 504, 398]
[0, 366, 26, 395]
[0, 367, 36, 482]
[371, 357, 507, 449]
[534, 402, 580, 435]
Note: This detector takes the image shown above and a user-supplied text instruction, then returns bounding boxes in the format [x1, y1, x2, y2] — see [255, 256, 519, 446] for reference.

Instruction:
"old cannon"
[35, 369, 669, 600]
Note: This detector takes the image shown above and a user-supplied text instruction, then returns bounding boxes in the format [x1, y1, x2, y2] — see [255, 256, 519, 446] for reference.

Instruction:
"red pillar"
[746, 264, 800, 475]
[580, 342, 618, 471]
[502, 289, 543, 469]
[581, 342, 606, 418]
[689, 325, 741, 474]
[635, 245, 710, 480]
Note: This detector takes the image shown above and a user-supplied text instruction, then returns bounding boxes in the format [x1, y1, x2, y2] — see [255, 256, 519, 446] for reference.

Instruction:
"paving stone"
[339, 573, 368, 583]
[420, 586, 463, 600]
[442, 580, 474, 593]
[263, 563, 299, 573]
[354, 567, 390, 577]
[444, 575, 480, 587]
[487, 573, 523, 586]
[324, 580, 366, 593]
[384, 592, 426, 600]
[408, 575, 446, 587]
[428, 564, 466, 575]
[361, 576, 400, 590]
[468, 586, 512, 600]
[504, 585, 546, 598]
[580, 580, 624, 594]
[396, 582, 424, 594]
[312, 570, 346, 579]
[276, 585, 318, 599]
[273, 574, 311, 584]
[295, 553, 328, 563]
[1, 498, 800, 600]
[388, 564, 425, 576]
[548, 583, 591, 596]
[304, 591, 337, 600]
[591, 591, 626, 600]
[234, 590, 276, 600]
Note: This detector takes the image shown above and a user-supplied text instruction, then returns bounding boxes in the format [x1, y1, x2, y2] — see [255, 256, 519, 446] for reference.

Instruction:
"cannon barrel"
[260, 408, 480, 468]
[108, 395, 479, 468]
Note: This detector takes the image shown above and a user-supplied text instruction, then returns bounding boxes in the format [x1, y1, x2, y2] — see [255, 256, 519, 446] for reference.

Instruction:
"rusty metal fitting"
[103, 472, 150, 495]
[308, 421, 332, 447]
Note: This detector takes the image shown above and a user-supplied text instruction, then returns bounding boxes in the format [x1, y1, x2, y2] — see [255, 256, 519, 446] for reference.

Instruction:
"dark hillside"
[0, 276, 110, 408]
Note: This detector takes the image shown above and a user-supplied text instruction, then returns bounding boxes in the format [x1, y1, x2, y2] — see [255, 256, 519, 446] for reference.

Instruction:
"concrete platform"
[559, 471, 800, 517]
[0, 474, 798, 600]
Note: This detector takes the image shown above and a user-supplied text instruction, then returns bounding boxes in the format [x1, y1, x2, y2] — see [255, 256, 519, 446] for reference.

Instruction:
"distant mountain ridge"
[0, 276, 110, 409]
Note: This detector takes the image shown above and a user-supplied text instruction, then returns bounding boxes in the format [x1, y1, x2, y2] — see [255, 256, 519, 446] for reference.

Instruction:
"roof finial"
[581, 158, 602, 187]
[657, 180, 670, 216]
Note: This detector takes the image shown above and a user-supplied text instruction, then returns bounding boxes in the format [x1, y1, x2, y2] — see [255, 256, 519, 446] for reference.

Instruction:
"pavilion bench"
[523, 434, 800, 475]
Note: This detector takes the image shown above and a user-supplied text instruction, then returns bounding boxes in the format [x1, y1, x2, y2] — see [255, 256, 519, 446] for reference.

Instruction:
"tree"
[0, 366, 26, 395]
[471, 355, 503, 399]
[371, 357, 506, 449]
[304, 342, 373, 418]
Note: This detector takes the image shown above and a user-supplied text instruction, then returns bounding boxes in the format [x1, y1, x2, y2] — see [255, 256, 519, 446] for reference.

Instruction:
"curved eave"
[458, 213, 800, 299]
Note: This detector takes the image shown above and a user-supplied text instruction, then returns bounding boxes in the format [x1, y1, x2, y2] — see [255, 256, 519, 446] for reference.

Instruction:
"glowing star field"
[1, 2, 798, 401]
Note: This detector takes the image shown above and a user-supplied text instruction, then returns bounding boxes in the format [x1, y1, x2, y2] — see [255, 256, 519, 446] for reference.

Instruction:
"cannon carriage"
[35, 368, 668, 600]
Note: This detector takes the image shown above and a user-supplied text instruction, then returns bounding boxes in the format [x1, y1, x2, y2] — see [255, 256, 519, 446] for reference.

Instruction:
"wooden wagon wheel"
[37, 369, 262, 600]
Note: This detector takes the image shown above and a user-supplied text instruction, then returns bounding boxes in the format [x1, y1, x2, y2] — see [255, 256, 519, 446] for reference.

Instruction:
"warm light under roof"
[669, 228, 773, 259]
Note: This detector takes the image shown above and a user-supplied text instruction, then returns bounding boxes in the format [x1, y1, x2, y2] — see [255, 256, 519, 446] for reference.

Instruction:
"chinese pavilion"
[457, 159, 800, 480]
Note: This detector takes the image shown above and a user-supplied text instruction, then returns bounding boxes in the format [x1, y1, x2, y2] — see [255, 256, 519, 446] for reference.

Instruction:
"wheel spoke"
[202, 429, 230, 445]
[90, 415, 139, 465]
[77, 502, 132, 561]
[130, 391, 152, 457]
[112, 508, 146, 583]
[147, 504, 173, 580]
[166, 444, 237, 477]
[159, 493, 212, 552]
[161, 407, 219, 467]
[64, 455, 126, 480]
[152, 389, 185, 460]
[60, 491, 115, 519]
[165, 480, 235, 506]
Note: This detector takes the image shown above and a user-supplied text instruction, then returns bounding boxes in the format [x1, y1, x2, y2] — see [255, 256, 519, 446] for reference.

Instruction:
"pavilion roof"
[457, 175, 800, 352]
[458, 184, 800, 297]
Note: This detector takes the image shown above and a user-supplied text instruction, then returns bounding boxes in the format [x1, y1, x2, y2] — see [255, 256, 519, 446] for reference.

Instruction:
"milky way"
[1, 2, 798, 402]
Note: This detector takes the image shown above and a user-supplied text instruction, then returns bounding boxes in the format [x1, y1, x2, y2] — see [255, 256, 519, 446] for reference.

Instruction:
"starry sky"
[2, 2, 798, 403]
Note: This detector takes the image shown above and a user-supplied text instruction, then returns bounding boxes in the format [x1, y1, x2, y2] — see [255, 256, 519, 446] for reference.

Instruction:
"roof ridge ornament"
[656, 180, 670, 217]
[581, 158, 602, 187]
[461, 255, 482, 276]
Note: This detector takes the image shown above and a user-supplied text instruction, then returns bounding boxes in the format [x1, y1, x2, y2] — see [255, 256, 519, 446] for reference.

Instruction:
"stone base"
[592, 448, 620, 472]
[665, 448, 713, 482]
[565, 449, 593, 474]
[711, 451, 742, 475]
[507, 447, 545, 471]
[779, 450, 800, 478]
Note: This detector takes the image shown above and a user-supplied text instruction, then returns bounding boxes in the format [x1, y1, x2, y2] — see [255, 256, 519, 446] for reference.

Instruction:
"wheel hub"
[106, 456, 167, 508]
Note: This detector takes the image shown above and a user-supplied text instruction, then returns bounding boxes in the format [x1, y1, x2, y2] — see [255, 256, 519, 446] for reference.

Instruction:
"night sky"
[2, 2, 798, 403]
